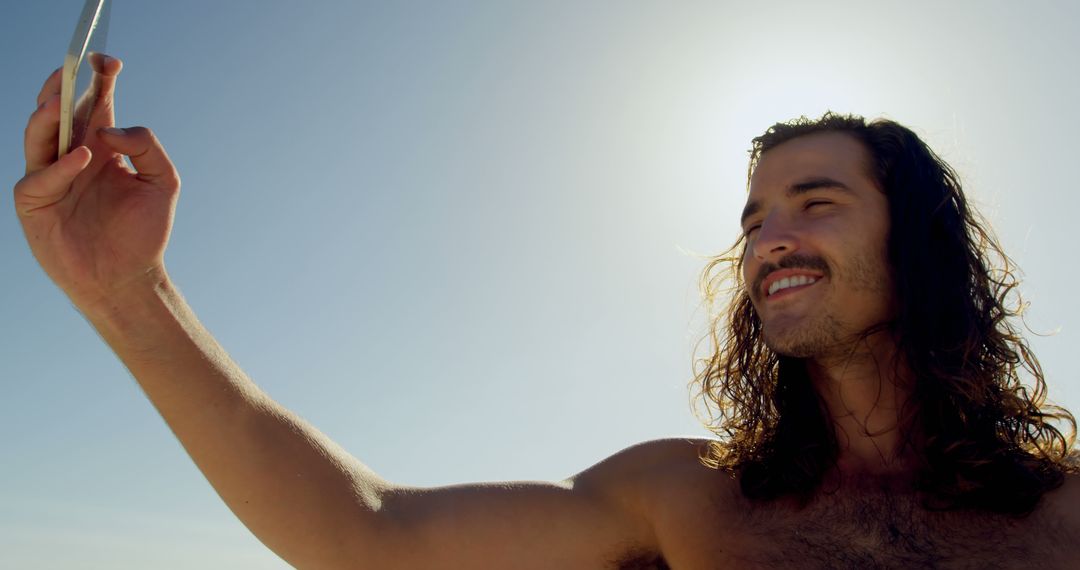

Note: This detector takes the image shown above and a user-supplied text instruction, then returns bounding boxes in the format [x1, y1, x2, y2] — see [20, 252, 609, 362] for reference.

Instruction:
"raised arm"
[14, 60, 676, 569]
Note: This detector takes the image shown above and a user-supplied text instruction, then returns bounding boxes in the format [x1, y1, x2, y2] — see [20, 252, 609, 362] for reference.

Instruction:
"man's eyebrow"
[790, 176, 854, 195]
[740, 176, 854, 226]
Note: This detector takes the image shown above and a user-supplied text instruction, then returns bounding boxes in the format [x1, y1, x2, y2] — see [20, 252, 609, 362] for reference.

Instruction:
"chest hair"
[728, 489, 1071, 570]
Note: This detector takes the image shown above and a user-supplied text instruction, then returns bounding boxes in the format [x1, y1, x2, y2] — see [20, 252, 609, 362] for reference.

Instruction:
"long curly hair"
[692, 112, 1078, 516]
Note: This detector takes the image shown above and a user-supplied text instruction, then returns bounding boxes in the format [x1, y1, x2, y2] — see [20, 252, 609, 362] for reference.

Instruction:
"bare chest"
[649, 492, 1077, 570]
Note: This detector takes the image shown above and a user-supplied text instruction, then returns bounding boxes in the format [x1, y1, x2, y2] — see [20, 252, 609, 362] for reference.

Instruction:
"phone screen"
[59, 0, 110, 158]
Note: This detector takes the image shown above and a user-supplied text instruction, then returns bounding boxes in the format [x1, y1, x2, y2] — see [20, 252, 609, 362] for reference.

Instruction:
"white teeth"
[768, 275, 819, 296]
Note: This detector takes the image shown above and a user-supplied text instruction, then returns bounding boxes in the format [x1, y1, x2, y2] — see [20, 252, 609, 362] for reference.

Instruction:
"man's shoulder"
[1051, 468, 1080, 516]
[1055, 447, 1080, 501]
[571, 438, 741, 566]
[1038, 468, 1080, 567]
[572, 437, 739, 520]
[574, 437, 729, 485]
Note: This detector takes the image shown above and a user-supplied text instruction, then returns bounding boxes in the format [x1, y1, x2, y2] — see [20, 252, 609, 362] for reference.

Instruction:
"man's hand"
[15, 57, 180, 315]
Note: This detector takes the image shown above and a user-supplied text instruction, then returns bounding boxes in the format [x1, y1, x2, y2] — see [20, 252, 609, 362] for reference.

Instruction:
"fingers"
[25, 92, 62, 175]
[28, 57, 122, 172]
[84, 55, 123, 134]
[14, 146, 92, 216]
[98, 127, 180, 190]
[27, 68, 64, 173]
[36, 67, 62, 108]
[87, 52, 122, 75]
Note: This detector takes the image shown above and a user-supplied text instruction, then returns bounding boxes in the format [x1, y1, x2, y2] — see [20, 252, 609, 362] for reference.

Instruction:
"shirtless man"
[16, 59, 1080, 569]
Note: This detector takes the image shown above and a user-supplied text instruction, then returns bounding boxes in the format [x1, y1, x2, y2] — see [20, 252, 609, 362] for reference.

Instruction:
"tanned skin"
[16, 60, 1080, 569]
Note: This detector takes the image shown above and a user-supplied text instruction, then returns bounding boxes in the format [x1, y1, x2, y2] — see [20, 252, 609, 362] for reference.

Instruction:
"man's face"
[740, 132, 895, 358]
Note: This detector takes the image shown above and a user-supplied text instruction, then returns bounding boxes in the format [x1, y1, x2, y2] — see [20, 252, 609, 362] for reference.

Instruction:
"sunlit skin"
[740, 132, 918, 480]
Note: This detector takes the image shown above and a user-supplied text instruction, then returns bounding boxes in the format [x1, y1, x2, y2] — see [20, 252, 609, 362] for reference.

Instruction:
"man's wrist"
[78, 267, 183, 347]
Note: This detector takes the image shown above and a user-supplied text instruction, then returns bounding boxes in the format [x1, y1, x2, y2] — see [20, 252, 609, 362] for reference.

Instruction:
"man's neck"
[806, 331, 918, 478]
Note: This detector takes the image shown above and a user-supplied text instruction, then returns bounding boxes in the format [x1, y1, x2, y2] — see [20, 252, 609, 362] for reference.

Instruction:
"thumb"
[14, 146, 92, 216]
[99, 126, 180, 190]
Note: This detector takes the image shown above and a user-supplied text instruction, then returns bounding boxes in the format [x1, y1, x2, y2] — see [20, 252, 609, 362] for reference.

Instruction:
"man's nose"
[751, 214, 799, 262]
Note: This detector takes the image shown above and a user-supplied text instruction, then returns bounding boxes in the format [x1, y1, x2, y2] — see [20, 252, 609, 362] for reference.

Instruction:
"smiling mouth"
[765, 275, 820, 300]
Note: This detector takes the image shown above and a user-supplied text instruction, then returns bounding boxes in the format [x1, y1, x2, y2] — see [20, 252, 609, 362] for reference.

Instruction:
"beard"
[752, 251, 892, 359]
[762, 310, 847, 358]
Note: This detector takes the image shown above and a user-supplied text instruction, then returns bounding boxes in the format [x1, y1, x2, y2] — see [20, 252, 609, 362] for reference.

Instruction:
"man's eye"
[805, 200, 832, 209]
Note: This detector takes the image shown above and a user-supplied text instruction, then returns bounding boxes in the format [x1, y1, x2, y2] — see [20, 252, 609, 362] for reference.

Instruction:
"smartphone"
[59, 0, 110, 158]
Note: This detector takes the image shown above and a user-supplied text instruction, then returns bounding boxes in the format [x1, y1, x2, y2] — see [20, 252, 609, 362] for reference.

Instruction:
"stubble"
[759, 250, 891, 360]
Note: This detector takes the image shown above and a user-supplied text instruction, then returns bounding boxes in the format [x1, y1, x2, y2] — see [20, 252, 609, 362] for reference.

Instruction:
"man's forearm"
[84, 275, 386, 568]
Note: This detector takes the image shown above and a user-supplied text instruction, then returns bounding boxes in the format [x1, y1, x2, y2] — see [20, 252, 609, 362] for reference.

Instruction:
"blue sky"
[3, 1, 1079, 568]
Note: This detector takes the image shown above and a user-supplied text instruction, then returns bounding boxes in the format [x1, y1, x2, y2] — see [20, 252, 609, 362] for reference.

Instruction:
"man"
[16, 59, 1079, 569]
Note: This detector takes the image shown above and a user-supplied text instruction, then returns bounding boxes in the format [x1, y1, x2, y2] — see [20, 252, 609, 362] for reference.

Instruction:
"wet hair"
[691, 112, 1078, 515]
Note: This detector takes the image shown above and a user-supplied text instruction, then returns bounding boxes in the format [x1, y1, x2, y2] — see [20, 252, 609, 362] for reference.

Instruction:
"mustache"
[752, 254, 831, 296]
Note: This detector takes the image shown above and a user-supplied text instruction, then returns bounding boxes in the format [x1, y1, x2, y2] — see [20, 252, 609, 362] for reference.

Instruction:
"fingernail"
[100, 127, 126, 136]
